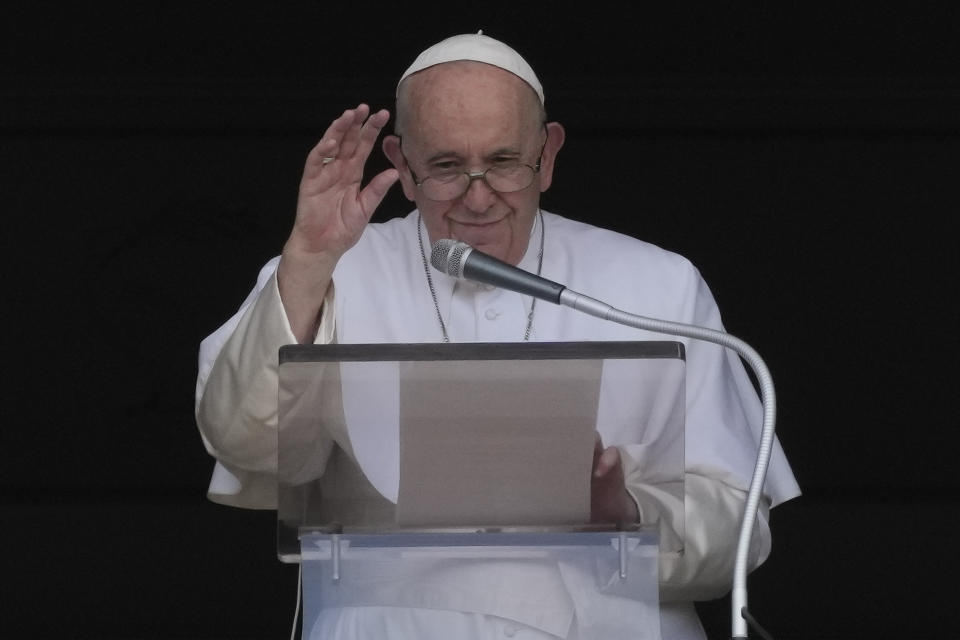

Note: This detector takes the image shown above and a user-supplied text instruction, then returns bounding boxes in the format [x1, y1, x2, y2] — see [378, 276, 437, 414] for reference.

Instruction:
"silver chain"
[417, 211, 545, 343]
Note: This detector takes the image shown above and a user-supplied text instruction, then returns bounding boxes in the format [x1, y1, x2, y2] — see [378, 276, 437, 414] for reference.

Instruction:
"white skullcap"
[398, 30, 544, 104]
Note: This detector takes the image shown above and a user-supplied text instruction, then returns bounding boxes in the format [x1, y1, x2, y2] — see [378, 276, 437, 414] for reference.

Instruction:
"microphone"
[430, 238, 566, 304]
[431, 238, 776, 640]
[430, 238, 621, 319]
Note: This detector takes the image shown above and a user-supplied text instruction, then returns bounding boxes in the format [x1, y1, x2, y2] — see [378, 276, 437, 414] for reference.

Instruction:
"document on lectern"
[395, 357, 601, 526]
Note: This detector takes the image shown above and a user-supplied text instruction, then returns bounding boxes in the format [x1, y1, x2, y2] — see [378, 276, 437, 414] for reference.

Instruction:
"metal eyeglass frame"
[397, 129, 548, 202]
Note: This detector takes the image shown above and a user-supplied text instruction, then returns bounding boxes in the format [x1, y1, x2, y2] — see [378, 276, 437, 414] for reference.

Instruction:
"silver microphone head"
[430, 239, 472, 278]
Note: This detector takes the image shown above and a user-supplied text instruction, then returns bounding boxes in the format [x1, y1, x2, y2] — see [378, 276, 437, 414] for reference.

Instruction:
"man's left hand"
[590, 433, 639, 525]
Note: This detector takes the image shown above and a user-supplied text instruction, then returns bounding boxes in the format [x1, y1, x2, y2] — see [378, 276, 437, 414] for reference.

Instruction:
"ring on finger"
[322, 156, 336, 165]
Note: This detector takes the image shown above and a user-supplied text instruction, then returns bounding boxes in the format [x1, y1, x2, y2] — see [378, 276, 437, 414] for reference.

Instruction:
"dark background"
[3, 2, 958, 638]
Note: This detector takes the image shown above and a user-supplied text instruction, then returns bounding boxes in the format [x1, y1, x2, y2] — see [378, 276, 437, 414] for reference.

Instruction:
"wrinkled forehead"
[397, 61, 544, 149]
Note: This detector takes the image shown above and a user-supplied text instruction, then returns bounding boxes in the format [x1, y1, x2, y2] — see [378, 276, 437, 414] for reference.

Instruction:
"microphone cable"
[290, 563, 302, 640]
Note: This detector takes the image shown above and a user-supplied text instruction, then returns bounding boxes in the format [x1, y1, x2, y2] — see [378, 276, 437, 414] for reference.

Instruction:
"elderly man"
[196, 33, 799, 640]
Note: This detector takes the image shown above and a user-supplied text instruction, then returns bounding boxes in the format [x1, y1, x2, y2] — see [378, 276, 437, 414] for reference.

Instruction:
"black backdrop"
[3, 3, 958, 638]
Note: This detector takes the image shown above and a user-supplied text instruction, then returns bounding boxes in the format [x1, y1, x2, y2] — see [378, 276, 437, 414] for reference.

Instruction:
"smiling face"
[384, 61, 563, 266]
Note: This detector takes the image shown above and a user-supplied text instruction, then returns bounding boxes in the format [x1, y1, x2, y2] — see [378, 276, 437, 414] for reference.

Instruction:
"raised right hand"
[287, 103, 399, 258]
[278, 104, 399, 342]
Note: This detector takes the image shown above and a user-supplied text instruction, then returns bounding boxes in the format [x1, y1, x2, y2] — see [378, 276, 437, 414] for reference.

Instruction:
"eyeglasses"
[400, 138, 546, 202]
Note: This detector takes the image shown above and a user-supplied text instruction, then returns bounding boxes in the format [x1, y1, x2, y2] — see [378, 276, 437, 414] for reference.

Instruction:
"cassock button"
[485, 308, 501, 320]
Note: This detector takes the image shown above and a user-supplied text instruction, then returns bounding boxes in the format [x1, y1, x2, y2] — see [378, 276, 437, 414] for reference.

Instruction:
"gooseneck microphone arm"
[561, 291, 771, 640]
[432, 239, 772, 639]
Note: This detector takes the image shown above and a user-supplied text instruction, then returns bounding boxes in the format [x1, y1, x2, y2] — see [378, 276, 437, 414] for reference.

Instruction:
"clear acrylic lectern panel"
[298, 528, 662, 640]
[277, 341, 686, 562]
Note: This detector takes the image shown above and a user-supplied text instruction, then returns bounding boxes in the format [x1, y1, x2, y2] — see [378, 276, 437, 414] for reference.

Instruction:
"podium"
[277, 341, 686, 639]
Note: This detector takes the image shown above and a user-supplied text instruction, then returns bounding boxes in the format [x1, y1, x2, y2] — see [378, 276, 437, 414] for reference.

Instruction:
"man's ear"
[537, 122, 566, 193]
[382, 135, 417, 201]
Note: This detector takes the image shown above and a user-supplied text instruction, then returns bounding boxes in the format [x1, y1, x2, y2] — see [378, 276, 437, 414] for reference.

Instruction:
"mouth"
[449, 217, 505, 228]
[449, 221, 503, 246]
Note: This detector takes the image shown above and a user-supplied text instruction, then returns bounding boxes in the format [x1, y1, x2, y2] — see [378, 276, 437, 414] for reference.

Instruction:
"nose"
[461, 172, 498, 213]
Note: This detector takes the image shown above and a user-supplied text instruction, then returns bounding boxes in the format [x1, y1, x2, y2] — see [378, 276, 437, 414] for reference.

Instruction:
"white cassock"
[195, 210, 801, 640]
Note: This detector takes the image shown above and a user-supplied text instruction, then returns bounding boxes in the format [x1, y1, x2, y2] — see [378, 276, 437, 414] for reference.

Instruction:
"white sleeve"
[622, 460, 771, 601]
[194, 259, 336, 508]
